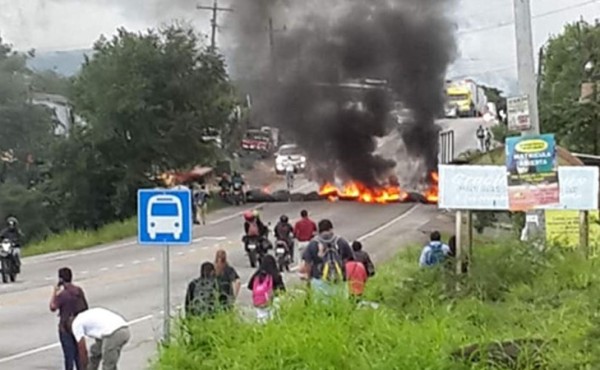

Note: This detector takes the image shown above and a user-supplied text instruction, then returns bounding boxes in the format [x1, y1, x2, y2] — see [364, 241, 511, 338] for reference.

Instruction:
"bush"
[155, 242, 600, 369]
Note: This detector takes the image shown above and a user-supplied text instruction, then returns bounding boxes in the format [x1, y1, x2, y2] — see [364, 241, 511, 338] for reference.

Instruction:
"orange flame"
[318, 181, 408, 204]
[422, 171, 439, 204]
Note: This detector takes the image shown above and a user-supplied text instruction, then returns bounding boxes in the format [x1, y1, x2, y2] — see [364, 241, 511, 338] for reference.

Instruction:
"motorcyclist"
[274, 215, 295, 262]
[218, 173, 231, 195]
[243, 210, 269, 252]
[231, 171, 245, 190]
[0, 217, 23, 270]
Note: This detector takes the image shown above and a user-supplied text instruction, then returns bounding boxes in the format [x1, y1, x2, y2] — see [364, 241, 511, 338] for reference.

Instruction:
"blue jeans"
[59, 330, 81, 370]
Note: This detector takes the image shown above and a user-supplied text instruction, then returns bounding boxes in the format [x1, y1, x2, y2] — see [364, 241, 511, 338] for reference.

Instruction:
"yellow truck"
[444, 79, 487, 118]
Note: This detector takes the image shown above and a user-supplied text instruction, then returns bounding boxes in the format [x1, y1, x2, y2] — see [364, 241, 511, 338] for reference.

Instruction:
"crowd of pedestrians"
[185, 209, 378, 322]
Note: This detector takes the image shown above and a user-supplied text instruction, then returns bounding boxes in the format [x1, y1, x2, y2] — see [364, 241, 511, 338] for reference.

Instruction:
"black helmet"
[6, 217, 18, 228]
[280, 215, 289, 223]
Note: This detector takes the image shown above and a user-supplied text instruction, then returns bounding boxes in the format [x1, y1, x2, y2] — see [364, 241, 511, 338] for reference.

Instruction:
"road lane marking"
[208, 204, 267, 225]
[357, 205, 420, 242]
[0, 314, 153, 364]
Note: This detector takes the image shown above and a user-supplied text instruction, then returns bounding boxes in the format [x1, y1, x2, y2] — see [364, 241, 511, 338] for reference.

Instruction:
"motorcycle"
[0, 239, 18, 283]
[232, 183, 246, 205]
[275, 239, 292, 272]
[245, 235, 271, 268]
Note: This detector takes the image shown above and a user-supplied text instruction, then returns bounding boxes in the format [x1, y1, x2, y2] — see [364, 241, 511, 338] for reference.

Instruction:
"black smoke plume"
[228, 0, 456, 187]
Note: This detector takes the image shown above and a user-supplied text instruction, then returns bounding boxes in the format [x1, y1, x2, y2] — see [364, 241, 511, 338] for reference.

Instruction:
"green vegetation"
[21, 195, 228, 256]
[156, 241, 600, 369]
[0, 26, 242, 249]
[540, 20, 600, 153]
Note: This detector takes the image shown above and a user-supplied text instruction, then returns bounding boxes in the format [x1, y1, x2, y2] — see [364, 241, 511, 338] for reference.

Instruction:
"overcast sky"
[1, 0, 599, 93]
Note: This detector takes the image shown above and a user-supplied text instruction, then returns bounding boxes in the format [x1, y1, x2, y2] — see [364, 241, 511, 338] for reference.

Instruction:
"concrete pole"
[513, 0, 540, 135]
[514, 0, 545, 241]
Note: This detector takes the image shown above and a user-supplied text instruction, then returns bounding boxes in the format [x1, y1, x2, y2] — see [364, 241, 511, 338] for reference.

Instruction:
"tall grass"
[24, 195, 228, 257]
[155, 241, 600, 369]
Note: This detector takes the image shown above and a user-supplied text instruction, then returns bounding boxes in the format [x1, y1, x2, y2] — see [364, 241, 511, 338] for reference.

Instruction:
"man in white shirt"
[71, 307, 130, 370]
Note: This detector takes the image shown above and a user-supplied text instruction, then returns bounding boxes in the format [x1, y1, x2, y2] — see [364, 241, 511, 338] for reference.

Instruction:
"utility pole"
[197, 0, 233, 51]
[513, 0, 540, 135]
[267, 17, 286, 75]
[513, 0, 543, 241]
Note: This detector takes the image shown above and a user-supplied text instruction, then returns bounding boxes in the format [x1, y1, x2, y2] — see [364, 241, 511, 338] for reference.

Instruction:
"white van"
[147, 195, 183, 240]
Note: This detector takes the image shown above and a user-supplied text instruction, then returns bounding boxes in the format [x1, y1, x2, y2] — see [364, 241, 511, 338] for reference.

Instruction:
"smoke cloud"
[227, 0, 457, 187]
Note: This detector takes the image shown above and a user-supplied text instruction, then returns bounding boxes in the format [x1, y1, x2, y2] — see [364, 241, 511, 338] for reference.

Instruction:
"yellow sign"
[515, 139, 548, 153]
[545, 210, 600, 250]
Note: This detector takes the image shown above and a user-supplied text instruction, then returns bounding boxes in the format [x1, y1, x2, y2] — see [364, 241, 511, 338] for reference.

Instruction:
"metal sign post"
[137, 188, 193, 343]
[163, 245, 171, 342]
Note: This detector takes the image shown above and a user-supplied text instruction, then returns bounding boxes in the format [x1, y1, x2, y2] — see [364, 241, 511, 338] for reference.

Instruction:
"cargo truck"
[444, 79, 488, 118]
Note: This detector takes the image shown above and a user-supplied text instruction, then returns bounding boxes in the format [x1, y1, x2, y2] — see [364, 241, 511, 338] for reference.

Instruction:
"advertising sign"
[505, 134, 559, 211]
[439, 165, 597, 211]
[546, 210, 600, 249]
[507, 95, 531, 131]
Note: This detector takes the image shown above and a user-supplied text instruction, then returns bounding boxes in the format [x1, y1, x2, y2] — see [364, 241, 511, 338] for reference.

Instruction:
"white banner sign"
[507, 95, 531, 131]
[438, 165, 599, 210]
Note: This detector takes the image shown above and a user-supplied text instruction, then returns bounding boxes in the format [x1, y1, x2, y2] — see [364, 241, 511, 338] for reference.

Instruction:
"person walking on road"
[345, 254, 368, 300]
[476, 125, 485, 152]
[419, 231, 451, 268]
[185, 262, 220, 318]
[194, 184, 210, 225]
[351, 241, 375, 278]
[299, 219, 354, 298]
[215, 250, 241, 310]
[49, 267, 89, 370]
[71, 307, 130, 370]
[294, 210, 317, 263]
[248, 255, 286, 323]
[484, 127, 493, 152]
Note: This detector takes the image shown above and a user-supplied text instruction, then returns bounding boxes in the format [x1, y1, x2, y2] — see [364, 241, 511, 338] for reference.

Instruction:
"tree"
[539, 20, 600, 153]
[0, 38, 60, 241]
[61, 25, 236, 227]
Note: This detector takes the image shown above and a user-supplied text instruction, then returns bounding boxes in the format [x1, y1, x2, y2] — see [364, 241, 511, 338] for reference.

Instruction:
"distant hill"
[27, 49, 92, 76]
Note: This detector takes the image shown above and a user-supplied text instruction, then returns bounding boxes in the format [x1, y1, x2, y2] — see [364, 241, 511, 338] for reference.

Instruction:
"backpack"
[190, 278, 218, 316]
[425, 243, 446, 266]
[247, 221, 260, 237]
[252, 274, 273, 307]
[319, 237, 345, 283]
[476, 128, 484, 138]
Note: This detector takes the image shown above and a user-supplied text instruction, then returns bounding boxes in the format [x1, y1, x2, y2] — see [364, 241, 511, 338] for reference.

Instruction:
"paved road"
[0, 117, 488, 369]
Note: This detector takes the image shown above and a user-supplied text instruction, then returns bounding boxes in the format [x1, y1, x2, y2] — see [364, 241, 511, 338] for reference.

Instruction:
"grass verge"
[154, 240, 600, 369]
[23, 196, 229, 257]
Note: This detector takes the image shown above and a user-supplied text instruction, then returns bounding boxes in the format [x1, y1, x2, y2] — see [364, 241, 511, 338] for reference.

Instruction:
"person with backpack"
[243, 210, 269, 253]
[419, 231, 451, 268]
[274, 214, 295, 262]
[49, 267, 89, 370]
[248, 255, 285, 323]
[351, 241, 375, 278]
[194, 184, 211, 225]
[299, 219, 354, 297]
[185, 262, 220, 318]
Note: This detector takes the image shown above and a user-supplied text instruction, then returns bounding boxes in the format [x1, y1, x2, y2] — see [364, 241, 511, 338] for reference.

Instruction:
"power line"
[197, 0, 233, 51]
[457, 0, 600, 35]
